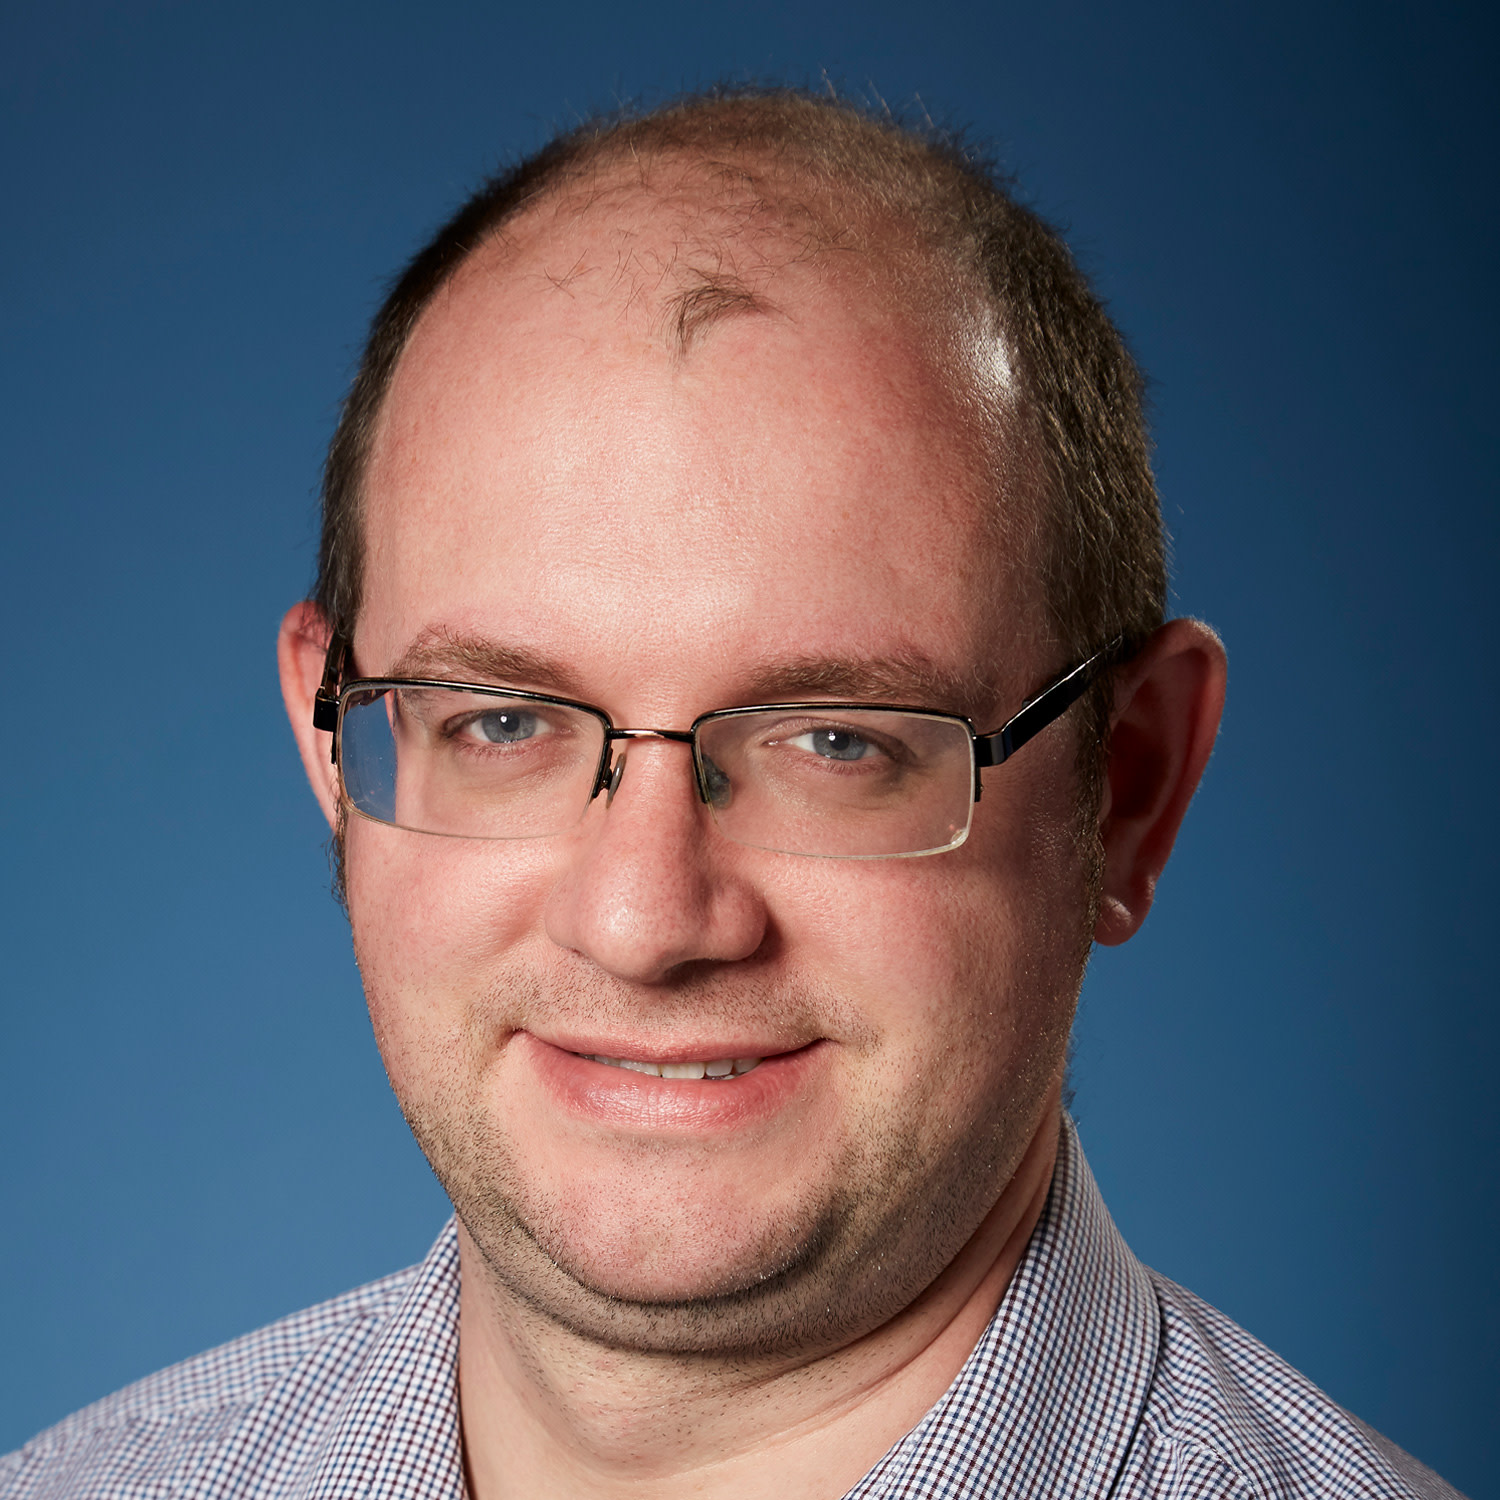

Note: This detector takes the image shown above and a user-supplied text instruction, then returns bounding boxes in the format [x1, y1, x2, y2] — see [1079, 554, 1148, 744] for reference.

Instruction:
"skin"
[281, 188, 1226, 1499]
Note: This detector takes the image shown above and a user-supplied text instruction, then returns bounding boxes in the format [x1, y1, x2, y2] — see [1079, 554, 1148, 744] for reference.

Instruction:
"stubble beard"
[371, 964, 1079, 1367]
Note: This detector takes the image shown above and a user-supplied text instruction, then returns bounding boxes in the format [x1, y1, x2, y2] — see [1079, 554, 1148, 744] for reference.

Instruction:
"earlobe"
[278, 601, 341, 830]
[1093, 619, 1227, 947]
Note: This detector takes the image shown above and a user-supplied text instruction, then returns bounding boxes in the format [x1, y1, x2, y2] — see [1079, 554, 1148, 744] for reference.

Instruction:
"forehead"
[358, 195, 1039, 713]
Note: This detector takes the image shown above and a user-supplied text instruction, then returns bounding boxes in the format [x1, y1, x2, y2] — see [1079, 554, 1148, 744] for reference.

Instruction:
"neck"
[457, 1104, 1062, 1500]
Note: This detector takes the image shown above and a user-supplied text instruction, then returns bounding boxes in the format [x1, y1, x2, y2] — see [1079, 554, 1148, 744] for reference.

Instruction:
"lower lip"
[520, 1033, 826, 1134]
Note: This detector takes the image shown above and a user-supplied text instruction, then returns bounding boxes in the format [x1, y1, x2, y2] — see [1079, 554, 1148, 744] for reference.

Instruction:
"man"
[2, 90, 1464, 1499]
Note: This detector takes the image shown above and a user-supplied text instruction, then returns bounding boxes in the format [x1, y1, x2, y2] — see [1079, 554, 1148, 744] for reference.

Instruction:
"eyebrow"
[739, 654, 993, 720]
[384, 629, 587, 697]
[382, 630, 994, 722]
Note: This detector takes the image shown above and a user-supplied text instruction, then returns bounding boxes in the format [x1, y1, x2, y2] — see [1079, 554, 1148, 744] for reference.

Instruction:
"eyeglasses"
[312, 638, 1120, 859]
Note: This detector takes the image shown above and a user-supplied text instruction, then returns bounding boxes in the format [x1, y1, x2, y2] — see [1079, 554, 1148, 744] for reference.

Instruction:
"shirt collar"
[303, 1118, 1155, 1500]
[845, 1116, 1160, 1498]
[306, 1221, 465, 1499]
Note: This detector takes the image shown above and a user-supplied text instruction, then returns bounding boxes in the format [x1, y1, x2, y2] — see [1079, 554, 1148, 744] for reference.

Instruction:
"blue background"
[2, 2, 1495, 1491]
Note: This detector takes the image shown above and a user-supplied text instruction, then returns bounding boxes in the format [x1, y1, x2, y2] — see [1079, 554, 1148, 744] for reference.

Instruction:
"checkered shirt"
[1, 1121, 1466, 1498]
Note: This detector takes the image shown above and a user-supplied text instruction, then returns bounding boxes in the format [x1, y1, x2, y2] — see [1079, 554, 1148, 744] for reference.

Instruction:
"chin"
[482, 1164, 843, 1297]
[444, 1130, 997, 1361]
[466, 1206, 885, 1359]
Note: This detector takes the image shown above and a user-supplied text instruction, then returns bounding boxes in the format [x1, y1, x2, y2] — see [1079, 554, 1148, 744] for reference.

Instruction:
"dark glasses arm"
[974, 638, 1123, 770]
[311, 631, 350, 748]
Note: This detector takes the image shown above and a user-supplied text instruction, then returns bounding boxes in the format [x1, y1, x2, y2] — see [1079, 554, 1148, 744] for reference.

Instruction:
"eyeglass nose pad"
[604, 750, 627, 807]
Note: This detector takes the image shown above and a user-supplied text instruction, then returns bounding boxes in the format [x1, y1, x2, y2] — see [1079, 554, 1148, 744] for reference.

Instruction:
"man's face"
[344, 200, 1094, 1357]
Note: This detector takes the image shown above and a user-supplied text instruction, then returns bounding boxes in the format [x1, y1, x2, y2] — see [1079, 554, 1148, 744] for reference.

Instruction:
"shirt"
[1, 1121, 1466, 1499]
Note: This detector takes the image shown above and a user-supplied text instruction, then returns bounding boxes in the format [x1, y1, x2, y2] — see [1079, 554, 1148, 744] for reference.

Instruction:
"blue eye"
[471, 710, 543, 744]
[792, 727, 874, 762]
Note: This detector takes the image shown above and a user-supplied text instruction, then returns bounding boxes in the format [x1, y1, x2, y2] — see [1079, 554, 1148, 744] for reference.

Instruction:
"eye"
[786, 726, 880, 762]
[460, 708, 551, 744]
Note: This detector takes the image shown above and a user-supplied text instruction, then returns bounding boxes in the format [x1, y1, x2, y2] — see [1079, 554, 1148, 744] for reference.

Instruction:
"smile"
[580, 1055, 764, 1079]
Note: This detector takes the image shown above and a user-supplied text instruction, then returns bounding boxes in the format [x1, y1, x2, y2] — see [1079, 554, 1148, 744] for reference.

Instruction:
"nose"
[543, 738, 769, 984]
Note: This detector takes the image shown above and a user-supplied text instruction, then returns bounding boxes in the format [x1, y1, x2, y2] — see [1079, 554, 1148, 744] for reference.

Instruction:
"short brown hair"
[315, 87, 1164, 750]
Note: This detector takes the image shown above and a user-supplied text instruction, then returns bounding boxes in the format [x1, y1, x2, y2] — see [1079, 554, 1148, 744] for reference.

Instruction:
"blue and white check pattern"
[1, 1122, 1465, 1498]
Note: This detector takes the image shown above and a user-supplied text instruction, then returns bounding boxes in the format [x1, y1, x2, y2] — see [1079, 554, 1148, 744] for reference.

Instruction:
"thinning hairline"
[348, 163, 1045, 667]
[450, 144, 993, 366]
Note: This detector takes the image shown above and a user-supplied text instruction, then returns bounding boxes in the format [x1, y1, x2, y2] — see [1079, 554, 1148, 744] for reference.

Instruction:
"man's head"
[315, 91, 1166, 768]
[280, 88, 1224, 1365]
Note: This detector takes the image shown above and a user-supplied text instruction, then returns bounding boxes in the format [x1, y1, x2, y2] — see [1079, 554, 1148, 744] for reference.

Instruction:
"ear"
[1093, 618, 1227, 946]
[278, 601, 341, 830]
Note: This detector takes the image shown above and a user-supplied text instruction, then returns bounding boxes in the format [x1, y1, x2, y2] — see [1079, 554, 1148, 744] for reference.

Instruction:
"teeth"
[587, 1055, 763, 1079]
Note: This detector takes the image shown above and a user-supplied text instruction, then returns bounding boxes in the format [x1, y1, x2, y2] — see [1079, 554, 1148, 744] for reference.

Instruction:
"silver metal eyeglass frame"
[310, 633, 1124, 852]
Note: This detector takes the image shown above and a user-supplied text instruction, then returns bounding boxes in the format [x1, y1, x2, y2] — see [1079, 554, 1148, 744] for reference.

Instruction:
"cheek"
[343, 822, 554, 1063]
[784, 764, 1088, 1105]
[793, 769, 1084, 996]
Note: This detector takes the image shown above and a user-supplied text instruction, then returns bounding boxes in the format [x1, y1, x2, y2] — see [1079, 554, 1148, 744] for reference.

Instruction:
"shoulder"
[1123, 1270, 1466, 1499]
[0, 1263, 420, 1500]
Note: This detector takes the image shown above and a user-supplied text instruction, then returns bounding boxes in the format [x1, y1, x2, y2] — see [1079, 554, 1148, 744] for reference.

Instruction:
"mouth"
[579, 1054, 765, 1080]
[524, 1034, 826, 1132]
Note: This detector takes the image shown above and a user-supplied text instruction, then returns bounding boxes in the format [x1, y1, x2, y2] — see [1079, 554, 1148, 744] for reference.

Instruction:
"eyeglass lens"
[339, 687, 976, 858]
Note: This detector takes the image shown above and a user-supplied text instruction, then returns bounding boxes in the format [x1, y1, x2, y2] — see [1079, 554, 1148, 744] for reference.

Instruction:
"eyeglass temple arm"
[973, 638, 1123, 772]
[311, 632, 350, 758]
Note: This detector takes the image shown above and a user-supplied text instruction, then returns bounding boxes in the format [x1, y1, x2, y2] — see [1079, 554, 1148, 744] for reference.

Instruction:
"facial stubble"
[362, 949, 1082, 1367]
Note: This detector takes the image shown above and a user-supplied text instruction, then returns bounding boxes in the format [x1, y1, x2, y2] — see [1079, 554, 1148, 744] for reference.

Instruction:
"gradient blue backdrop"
[2, 2, 1495, 1491]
